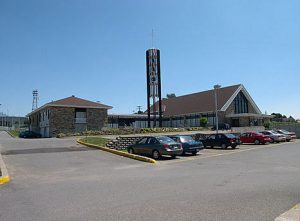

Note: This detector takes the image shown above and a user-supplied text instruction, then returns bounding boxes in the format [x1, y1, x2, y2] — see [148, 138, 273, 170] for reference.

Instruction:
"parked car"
[239, 132, 272, 145]
[273, 129, 296, 140]
[260, 130, 286, 143]
[19, 131, 42, 138]
[211, 123, 231, 131]
[168, 135, 204, 155]
[201, 133, 238, 149]
[127, 136, 183, 160]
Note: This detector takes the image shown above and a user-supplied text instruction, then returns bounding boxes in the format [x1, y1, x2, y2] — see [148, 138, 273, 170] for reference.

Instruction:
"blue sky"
[0, 0, 299, 118]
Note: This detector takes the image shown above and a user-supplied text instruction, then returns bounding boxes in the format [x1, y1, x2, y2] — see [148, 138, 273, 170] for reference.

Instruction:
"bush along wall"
[56, 127, 208, 138]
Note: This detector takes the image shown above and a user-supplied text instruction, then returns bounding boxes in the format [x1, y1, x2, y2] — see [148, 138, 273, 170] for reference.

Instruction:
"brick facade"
[49, 107, 75, 137]
[87, 108, 107, 131]
[29, 106, 109, 137]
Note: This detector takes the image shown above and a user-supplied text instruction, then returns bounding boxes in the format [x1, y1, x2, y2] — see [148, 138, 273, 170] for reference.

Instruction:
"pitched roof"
[48, 96, 112, 109]
[27, 96, 112, 116]
[150, 84, 260, 117]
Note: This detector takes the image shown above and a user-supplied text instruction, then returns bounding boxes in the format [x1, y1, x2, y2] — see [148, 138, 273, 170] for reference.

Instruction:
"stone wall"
[231, 126, 265, 133]
[87, 108, 107, 131]
[225, 102, 235, 115]
[239, 117, 250, 127]
[49, 107, 75, 137]
[248, 101, 257, 114]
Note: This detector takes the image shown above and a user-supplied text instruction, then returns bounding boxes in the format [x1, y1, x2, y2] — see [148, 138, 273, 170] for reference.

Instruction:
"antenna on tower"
[151, 29, 154, 48]
[32, 89, 38, 111]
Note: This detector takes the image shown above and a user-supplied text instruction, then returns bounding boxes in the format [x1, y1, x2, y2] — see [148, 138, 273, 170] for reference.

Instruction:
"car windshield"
[156, 136, 175, 143]
[224, 134, 236, 138]
[270, 130, 280, 134]
[279, 129, 290, 133]
[275, 130, 288, 134]
[180, 136, 194, 142]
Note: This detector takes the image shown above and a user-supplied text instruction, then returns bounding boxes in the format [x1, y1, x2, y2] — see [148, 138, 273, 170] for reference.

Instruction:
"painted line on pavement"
[159, 141, 296, 165]
[0, 144, 10, 185]
[77, 139, 156, 164]
[275, 203, 300, 221]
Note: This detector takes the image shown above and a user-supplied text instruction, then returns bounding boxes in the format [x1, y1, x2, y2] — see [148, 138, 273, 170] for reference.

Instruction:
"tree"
[166, 93, 176, 99]
[200, 117, 208, 127]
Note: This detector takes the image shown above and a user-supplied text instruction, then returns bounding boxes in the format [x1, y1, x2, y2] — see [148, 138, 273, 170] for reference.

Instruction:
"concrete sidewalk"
[275, 204, 300, 221]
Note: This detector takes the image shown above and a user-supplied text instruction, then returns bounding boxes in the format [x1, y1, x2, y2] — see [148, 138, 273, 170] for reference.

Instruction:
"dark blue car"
[168, 135, 204, 155]
[19, 131, 41, 138]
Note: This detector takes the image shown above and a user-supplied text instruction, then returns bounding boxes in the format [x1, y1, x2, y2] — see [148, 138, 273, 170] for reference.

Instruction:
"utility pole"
[214, 84, 221, 134]
[137, 106, 142, 113]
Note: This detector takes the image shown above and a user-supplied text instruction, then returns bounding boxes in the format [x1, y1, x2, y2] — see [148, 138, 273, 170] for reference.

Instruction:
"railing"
[75, 118, 87, 124]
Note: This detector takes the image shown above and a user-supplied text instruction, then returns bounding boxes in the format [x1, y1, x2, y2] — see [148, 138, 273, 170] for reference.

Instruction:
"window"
[180, 136, 194, 142]
[75, 108, 87, 118]
[234, 92, 249, 114]
[209, 135, 216, 139]
[148, 138, 158, 144]
[225, 134, 236, 138]
[137, 137, 147, 144]
[156, 136, 174, 143]
[217, 134, 223, 139]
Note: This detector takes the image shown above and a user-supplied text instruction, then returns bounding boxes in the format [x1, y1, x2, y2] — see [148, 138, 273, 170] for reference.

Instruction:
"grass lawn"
[81, 137, 109, 146]
[80, 137, 128, 152]
[8, 130, 20, 138]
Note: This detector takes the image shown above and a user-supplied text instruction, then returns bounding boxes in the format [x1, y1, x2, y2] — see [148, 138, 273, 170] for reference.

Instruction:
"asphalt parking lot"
[155, 141, 292, 165]
[1, 131, 300, 221]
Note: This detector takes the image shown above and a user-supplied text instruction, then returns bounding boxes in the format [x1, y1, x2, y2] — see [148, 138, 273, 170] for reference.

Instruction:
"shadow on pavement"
[1, 146, 96, 155]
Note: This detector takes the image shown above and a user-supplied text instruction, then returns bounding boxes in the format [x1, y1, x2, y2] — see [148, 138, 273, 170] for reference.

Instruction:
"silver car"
[260, 130, 286, 143]
[274, 129, 297, 140]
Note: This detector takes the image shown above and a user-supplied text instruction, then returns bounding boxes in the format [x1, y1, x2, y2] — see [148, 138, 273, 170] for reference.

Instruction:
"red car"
[239, 132, 272, 145]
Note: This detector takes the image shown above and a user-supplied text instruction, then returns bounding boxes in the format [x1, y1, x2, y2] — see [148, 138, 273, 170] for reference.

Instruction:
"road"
[0, 131, 299, 221]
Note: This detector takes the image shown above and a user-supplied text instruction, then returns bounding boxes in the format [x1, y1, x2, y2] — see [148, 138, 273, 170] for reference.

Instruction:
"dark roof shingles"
[48, 96, 112, 109]
[156, 84, 240, 116]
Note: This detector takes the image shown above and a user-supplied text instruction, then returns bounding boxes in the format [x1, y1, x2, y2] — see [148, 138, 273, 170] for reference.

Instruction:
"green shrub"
[56, 126, 210, 138]
[200, 117, 208, 127]
[263, 121, 271, 129]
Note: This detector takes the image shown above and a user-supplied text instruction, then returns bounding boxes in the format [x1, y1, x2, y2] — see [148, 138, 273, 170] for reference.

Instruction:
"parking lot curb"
[0, 152, 10, 185]
[275, 204, 300, 221]
[77, 139, 156, 164]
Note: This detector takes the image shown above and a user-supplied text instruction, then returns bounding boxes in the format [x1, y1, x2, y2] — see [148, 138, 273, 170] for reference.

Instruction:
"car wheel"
[128, 148, 134, 154]
[254, 139, 260, 145]
[192, 151, 197, 156]
[171, 155, 176, 159]
[231, 145, 237, 149]
[152, 150, 161, 160]
[181, 151, 186, 156]
[270, 138, 274, 143]
[221, 143, 227, 149]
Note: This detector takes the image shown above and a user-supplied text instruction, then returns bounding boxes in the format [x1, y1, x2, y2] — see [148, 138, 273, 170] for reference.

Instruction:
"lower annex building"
[27, 96, 112, 137]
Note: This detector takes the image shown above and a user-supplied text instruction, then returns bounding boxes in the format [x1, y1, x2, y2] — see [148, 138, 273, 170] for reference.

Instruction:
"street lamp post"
[214, 84, 221, 134]
[0, 104, 2, 129]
